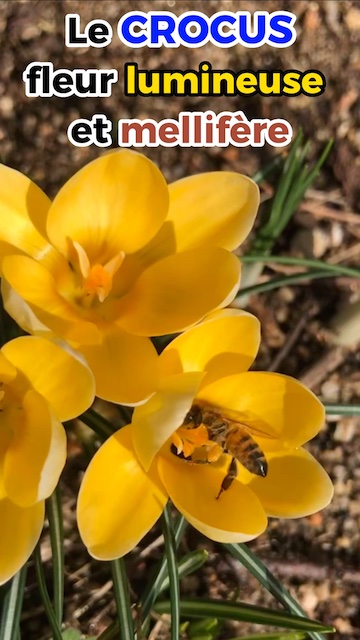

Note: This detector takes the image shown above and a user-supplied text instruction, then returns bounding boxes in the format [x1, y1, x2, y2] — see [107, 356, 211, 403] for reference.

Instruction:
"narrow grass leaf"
[236, 270, 330, 298]
[34, 544, 63, 640]
[251, 155, 283, 185]
[111, 558, 134, 640]
[154, 600, 335, 633]
[157, 550, 208, 594]
[140, 514, 187, 622]
[0, 566, 27, 640]
[248, 133, 332, 264]
[80, 408, 115, 440]
[161, 504, 180, 640]
[224, 543, 325, 640]
[46, 487, 64, 627]
[97, 516, 188, 640]
[324, 403, 360, 416]
[241, 255, 360, 280]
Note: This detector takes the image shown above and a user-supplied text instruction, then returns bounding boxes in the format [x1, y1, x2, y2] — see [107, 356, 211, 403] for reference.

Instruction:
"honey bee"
[181, 402, 270, 499]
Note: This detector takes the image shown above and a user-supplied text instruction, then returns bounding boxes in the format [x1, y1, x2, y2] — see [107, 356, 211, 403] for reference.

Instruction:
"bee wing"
[237, 422, 277, 440]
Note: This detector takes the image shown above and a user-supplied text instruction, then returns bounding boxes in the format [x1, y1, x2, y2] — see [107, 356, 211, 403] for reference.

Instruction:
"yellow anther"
[172, 431, 184, 455]
[206, 443, 223, 463]
[84, 265, 113, 303]
[172, 425, 211, 459]
[70, 239, 125, 303]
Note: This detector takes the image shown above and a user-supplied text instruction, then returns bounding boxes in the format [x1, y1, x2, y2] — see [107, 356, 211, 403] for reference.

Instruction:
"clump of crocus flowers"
[0, 150, 333, 581]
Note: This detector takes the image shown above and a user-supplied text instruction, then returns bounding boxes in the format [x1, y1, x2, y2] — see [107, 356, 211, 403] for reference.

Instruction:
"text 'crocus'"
[77, 310, 333, 560]
[0, 151, 259, 404]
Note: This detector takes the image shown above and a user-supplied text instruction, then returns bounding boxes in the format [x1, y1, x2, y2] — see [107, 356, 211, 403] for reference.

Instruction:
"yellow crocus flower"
[0, 151, 259, 404]
[0, 337, 94, 584]
[77, 310, 333, 560]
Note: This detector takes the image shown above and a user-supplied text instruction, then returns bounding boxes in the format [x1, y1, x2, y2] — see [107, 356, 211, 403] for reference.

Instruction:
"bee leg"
[216, 457, 238, 499]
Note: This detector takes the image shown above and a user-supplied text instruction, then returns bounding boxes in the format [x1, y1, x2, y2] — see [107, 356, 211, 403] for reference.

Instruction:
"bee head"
[183, 404, 202, 426]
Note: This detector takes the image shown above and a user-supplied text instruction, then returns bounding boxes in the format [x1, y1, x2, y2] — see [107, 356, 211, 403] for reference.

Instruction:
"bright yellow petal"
[160, 309, 260, 385]
[240, 448, 334, 518]
[0, 426, 12, 500]
[77, 426, 167, 560]
[0, 351, 17, 383]
[2, 255, 101, 345]
[4, 390, 66, 507]
[46, 150, 169, 261]
[196, 372, 325, 448]
[1, 280, 54, 338]
[158, 451, 267, 542]
[117, 248, 241, 336]
[0, 498, 44, 585]
[110, 221, 177, 299]
[168, 172, 259, 251]
[132, 372, 204, 471]
[78, 324, 158, 405]
[0, 164, 52, 262]
[2, 337, 95, 422]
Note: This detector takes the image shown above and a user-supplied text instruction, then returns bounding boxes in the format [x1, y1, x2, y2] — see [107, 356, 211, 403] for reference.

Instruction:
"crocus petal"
[78, 324, 159, 405]
[1, 280, 54, 338]
[0, 428, 12, 500]
[0, 498, 44, 585]
[77, 426, 167, 560]
[159, 309, 260, 385]
[0, 351, 17, 383]
[2, 337, 95, 422]
[158, 451, 267, 542]
[117, 247, 241, 336]
[2, 255, 101, 345]
[4, 390, 66, 507]
[132, 372, 204, 471]
[0, 164, 52, 262]
[196, 372, 325, 448]
[110, 221, 177, 299]
[240, 448, 334, 518]
[168, 172, 260, 251]
[46, 150, 169, 261]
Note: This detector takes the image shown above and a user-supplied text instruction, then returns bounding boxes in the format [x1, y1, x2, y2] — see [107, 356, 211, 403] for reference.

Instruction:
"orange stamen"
[206, 443, 223, 463]
[70, 240, 125, 303]
[171, 424, 223, 462]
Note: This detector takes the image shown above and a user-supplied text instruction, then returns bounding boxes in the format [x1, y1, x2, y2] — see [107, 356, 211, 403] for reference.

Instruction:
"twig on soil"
[299, 347, 347, 389]
[327, 241, 360, 264]
[148, 618, 167, 640]
[268, 302, 316, 372]
[138, 535, 165, 559]
[299, 200, 360, 226]
[73, 580, 113, 620]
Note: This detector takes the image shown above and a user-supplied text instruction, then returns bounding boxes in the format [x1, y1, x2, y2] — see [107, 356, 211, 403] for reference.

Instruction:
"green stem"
[46, 487, 64, 627]
[111, 558, 134, 640]
[98, 516, 187, 640]
[241, 255, 360, 279]
[323, 403, 360, 416]
[80, 408, 115, 440]
[154, 600, 334, 633]
[0, 566, 27, 640]
[161, 504, 180, 640]
[34, 545, 63, 640]
[237, 270, 330, 298]
[224, 543, 325, 640]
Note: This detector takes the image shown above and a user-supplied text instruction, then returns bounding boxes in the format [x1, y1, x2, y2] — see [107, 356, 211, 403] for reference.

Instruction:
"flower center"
[171, 424, 223, 463]
[70, 240, 125, 306]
